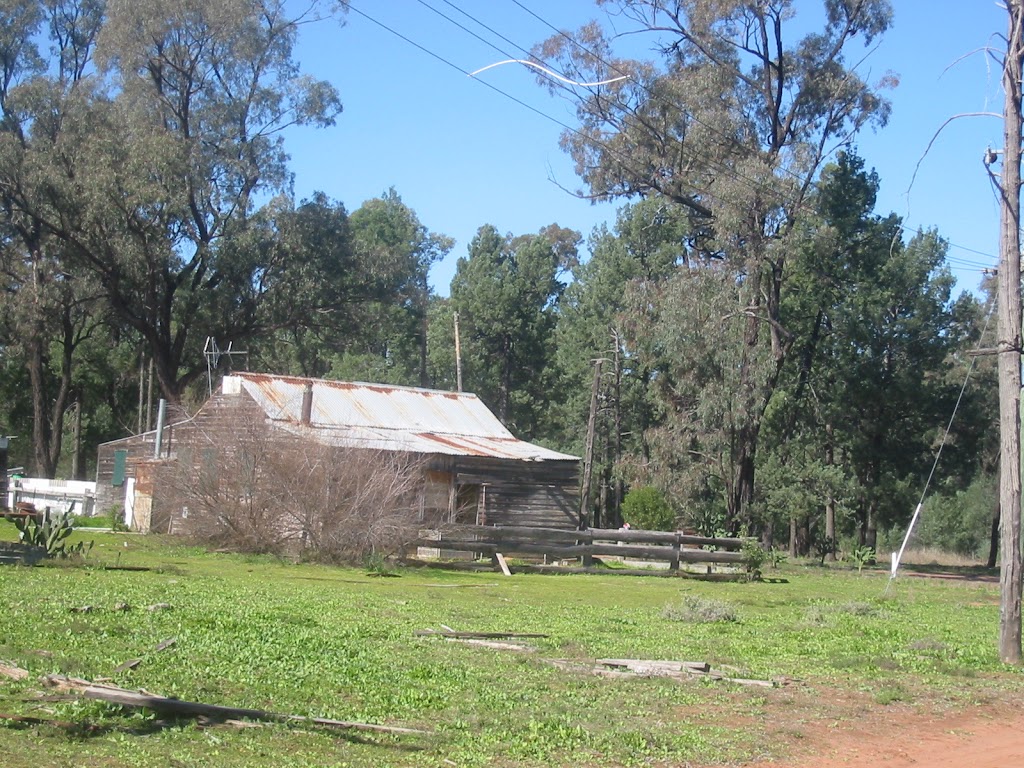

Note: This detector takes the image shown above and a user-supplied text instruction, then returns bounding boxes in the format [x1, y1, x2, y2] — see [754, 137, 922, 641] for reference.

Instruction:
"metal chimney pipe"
[153, 398, 167, 458]
[300, 383, 313, 426]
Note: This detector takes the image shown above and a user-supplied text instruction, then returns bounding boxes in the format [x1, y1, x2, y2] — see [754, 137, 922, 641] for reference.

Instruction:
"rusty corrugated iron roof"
[226, 373, 577, 462]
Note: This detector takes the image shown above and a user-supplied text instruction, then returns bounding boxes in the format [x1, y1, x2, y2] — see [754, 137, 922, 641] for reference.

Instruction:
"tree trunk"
[997, 0, 1024, 665]
[825, 424, 836, 561]
[28, 335, 56, 478]
[71, 401, 82, 480]
[988, 498, 1001, 570]
[865, 499, 878, 551]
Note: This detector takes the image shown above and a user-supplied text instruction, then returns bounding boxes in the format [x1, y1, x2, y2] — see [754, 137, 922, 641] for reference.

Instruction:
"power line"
[346, 3, 742, 220]
[505, 0, 999, 266]
[413, 0, 573, 98]
[350, 1, 994, 277]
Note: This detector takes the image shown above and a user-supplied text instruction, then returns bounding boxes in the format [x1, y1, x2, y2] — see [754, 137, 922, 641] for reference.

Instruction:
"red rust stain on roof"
[418, 433, 487, 456]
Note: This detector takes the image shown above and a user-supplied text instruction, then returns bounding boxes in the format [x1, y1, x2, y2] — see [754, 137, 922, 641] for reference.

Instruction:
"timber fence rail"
[411, 525, 753, 573]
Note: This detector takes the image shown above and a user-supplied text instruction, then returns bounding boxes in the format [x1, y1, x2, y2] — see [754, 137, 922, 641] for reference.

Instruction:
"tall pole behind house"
[579, 359, 603, 528]
[453, 311, 463, 392]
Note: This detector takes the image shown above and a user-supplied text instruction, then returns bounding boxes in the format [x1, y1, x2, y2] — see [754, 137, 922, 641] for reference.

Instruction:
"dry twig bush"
[164, 414, 425, 564]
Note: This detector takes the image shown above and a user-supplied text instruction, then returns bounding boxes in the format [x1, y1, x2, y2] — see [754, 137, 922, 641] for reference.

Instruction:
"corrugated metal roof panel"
[228, 373, 577, 462]
[272, 423, 576, 461]
[236, 373, 511, 437]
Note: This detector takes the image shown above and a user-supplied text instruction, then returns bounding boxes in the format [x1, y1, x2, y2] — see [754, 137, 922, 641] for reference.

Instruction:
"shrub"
[766, 549, 787, 568]
[621, 486, 676, 531]
[166, 413, 424, 565]
[740, 539, 766, 581]
[662, 594, 739, 623]
[848, 545, 876, 573]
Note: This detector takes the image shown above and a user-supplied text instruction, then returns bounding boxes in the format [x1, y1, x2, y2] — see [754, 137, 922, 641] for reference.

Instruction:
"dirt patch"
[718, 684, 1024, 768]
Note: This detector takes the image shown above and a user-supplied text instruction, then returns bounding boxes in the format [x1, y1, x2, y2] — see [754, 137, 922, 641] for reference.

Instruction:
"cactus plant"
[12, 510, 91, 558]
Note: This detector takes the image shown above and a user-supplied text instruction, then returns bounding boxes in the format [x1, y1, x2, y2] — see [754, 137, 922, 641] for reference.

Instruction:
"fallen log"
[0, 662, 30, 681]
[40, 674, 429, 736]
[415, 629, 548, 639]
[112, 658, 142, 674]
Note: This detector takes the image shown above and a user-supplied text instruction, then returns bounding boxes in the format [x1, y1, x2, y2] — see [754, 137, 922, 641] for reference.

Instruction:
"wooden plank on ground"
[597, 658, 710, 673]
[444, 638, 536, 652]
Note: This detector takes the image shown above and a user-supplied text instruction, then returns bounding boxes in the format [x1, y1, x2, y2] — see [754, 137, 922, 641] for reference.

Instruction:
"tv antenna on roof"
[203, 337, 248, 396]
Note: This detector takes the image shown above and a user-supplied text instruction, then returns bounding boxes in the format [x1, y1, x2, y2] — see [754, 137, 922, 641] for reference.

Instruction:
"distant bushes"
[621, 486, 676, 531]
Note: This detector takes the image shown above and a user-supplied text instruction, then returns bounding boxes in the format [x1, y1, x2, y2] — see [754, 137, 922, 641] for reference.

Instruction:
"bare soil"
[761, 704, 1024, 767]
[745, 564, 1022, 767]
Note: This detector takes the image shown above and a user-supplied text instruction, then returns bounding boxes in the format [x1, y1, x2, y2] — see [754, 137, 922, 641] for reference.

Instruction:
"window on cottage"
[112, 450, 128, 487]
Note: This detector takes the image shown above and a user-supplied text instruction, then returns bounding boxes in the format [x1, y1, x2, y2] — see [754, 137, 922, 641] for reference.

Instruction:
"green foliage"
[740, 540, 766, 582]
[914, 474, 997, 558]
[849, 546, 877, 573]
[621, 486, 676, 531]
[450, 223, 577, 438]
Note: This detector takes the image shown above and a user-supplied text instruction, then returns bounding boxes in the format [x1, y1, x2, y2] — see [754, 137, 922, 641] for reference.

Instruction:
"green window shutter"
[112, 450, 128, 487]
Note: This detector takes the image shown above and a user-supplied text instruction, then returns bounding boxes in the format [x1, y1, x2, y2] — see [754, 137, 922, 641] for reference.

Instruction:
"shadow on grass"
[1, 712, 424, 750]
[899, 562, 999, 583]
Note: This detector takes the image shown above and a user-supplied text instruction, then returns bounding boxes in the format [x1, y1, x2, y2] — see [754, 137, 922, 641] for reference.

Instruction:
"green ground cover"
[0, 529, 1021, 767]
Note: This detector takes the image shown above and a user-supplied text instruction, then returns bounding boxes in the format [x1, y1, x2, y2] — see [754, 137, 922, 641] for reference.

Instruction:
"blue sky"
[284, 1, 1007, 297]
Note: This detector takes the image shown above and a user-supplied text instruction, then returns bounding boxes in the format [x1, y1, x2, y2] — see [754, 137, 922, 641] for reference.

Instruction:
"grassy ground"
[0, 527, 1021, 767]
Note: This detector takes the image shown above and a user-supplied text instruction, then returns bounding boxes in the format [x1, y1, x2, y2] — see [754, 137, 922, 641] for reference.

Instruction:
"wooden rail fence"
[412, 525, 752, 573]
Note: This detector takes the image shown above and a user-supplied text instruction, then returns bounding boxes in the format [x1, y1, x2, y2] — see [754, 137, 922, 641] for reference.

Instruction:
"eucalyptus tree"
[0, 0, 110, 477]
[534, 0, 894, 530]
[0, 0, 345, 403]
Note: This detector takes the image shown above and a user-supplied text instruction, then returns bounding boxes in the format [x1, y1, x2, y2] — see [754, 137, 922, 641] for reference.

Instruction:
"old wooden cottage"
[95, 373, 580, 534]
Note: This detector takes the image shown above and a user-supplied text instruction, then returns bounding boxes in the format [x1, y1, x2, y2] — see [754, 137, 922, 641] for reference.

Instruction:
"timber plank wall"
[449, 456, 579, 529]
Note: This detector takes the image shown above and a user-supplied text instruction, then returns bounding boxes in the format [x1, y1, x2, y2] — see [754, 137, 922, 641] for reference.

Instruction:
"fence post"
[670, 532, 680, 572]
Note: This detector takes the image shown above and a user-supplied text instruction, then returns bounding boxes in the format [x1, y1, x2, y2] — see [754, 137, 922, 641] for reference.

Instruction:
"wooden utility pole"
[579, 359, 604, 527]
[997, 0, 1024, 665]
[453, 311, 463, 392]
[70, 401, 82, 480]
